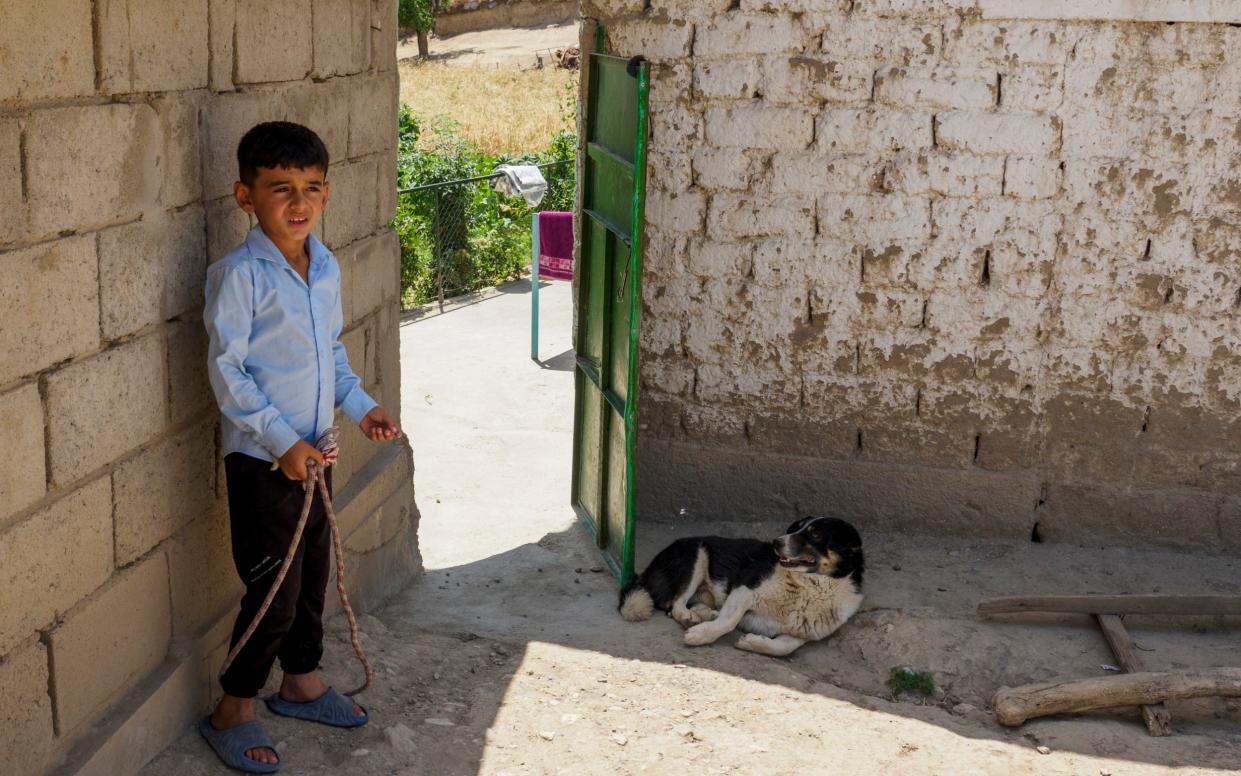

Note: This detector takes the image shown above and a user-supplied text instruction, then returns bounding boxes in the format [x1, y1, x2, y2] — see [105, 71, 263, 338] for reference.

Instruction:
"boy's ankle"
[211, 694, 256, 727]
[279, 670, 327, 702]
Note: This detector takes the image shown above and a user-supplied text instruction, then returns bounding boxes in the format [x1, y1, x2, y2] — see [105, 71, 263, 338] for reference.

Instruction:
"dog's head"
[772, 516, 864, 584]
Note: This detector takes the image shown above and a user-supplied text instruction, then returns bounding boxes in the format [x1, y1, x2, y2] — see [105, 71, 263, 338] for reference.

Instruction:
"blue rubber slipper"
[198, 717, 281, 773]
[264, 687, 368, 728]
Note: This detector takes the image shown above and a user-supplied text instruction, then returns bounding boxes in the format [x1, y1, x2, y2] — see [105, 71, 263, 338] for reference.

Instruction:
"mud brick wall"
[0, 2, 419, 773]
[585, 0, 1241, 552]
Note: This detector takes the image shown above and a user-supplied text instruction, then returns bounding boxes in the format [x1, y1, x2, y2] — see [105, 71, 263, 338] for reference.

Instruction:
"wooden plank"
[586, 142, 635, 177]
[1094, 614, 1172, 736]
[583, 207, 632, 246]
[993, 668, 1241, 727]
[978, 595, 1241, 617]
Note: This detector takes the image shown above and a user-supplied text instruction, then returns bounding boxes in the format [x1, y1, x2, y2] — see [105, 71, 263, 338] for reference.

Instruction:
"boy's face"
[234, 165, 329, 250]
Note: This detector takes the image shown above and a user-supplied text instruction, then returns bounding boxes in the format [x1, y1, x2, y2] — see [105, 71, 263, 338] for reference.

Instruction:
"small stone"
[352, 748, 369, 757]
[590, 566, 603, 573]
[425, 717, 455, 726]
[274, 740, 288, 752]
[674, 724, 694, 738]
[611, 733, 628, 746]
[680, 709, 693, 717]
[1037, 745, 1051, 755]
[385, 724, 418, 754]
[560, 713, 581, 724]
[952, 703, 977, 716]
[538, 730, 556, 741]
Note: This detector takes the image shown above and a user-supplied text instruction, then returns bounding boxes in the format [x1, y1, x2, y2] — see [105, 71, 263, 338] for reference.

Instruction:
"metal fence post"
[433, 186, 445, 313]
[531, 212, 540, 361]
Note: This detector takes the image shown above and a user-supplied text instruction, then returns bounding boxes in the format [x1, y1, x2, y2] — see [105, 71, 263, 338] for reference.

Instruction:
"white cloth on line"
[490, 164, 548, 206]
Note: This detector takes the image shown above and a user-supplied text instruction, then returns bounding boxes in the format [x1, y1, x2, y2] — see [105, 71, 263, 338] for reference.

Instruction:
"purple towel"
[538, 211, 574, 281]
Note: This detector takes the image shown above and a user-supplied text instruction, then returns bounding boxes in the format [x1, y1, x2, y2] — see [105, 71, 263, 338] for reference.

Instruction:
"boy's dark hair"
[236, 121, 329, 186]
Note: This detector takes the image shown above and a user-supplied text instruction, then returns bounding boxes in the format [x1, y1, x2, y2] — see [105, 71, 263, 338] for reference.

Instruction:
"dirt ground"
[142, 282, 1241, 775]
[396, 22, 578, 69]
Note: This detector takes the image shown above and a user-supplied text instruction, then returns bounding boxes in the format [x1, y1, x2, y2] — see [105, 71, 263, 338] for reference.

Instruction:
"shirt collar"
[244, 225, 329, 275]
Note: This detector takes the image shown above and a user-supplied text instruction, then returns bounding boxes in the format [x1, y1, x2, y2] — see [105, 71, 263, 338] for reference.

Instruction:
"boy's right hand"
[277, 440, 324, 481]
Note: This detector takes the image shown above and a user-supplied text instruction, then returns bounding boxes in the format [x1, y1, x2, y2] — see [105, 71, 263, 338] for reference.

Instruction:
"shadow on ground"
[143, 283, 1241, 775]
[143, 507, 1241, 774]
[537, 348, 574, 371]
[351, 520, 1241, 774]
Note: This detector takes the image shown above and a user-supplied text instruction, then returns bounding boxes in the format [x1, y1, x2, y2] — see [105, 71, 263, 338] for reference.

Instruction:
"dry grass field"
[398, 60, 577, 155]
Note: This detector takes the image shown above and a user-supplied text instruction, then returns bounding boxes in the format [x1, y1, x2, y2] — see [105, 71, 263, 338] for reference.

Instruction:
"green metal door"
[572, 44, 649, 587]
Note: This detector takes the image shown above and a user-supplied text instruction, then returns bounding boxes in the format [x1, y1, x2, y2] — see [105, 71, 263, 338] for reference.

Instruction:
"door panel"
[571, 42, 649, 586]
[607, 236, 631, 402]
[574, 372, 602, 522]
[584, 153, 633, 235]
[580, 218, 608, 367]
[604, 412, 628, 566]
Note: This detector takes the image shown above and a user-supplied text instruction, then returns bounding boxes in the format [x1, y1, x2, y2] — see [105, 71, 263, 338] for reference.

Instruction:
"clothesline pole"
[531, 212, 540, 362]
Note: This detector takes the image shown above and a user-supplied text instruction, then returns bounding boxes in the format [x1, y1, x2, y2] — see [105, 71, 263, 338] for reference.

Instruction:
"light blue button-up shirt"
[204, 226, 376, 462]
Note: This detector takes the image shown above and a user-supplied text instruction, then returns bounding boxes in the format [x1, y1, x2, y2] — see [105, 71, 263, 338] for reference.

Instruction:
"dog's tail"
[618, 578, 654, 622]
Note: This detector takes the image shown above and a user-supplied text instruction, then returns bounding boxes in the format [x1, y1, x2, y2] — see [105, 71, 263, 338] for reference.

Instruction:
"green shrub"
[392, 103, 577, 309]
[887, 667, 937, 698]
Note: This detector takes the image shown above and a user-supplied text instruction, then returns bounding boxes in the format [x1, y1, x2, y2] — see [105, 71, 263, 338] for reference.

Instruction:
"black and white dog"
[618, 517, 864, 657]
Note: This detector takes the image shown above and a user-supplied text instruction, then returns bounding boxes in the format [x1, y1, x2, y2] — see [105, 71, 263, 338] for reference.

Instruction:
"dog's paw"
[672, 608, 703, 628]
[689, 604, 719, 622]
[734, 634, 769, 654]
[683, 624, 718, 647]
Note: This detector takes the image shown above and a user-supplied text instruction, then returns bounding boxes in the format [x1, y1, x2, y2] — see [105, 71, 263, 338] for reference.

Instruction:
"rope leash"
[218, 427, 373, 697]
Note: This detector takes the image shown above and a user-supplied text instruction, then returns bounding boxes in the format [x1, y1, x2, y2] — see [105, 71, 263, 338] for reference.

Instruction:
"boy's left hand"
[360, 406, 402, 441]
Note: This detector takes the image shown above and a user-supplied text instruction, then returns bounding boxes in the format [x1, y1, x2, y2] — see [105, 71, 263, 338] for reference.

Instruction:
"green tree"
[399, 0, 435, 59]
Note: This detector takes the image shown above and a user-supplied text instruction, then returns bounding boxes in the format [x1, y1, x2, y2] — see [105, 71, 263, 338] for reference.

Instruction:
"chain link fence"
[396, 159, 574, 312]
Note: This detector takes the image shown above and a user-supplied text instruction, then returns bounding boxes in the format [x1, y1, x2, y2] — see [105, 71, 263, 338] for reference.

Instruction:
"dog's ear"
[830, 545, 864, 583]
[821, 518, 863, 549]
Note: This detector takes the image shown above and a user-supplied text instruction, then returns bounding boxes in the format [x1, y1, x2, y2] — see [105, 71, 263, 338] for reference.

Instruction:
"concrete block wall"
[585, 0, 1241, 552]
[0, 1, 418, 773]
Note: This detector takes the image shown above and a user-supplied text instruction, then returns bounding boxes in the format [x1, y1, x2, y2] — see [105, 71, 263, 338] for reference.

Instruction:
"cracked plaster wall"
[584, 0, 1241, 552]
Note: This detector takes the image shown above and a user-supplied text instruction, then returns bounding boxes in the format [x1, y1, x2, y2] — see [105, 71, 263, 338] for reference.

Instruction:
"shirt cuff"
[264, 420, 304, 460]
[339, 387, 378, 426]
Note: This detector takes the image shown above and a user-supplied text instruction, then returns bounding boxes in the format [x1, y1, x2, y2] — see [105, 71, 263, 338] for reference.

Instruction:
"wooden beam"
[978, 595, 1241, 617]
[1094, 614, 1172, 736]
[993, 669, 1241, 727]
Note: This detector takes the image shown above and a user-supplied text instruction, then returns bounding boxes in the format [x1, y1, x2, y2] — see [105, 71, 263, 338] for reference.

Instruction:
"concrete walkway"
[144, 280, 1241, 775]
[403, 281, 578, 577]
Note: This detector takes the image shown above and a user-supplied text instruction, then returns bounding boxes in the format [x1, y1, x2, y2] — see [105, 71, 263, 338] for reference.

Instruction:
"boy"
[200, 121, 401, 773]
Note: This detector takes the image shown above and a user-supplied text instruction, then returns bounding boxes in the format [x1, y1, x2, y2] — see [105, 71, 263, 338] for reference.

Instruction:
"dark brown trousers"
[220, 453, 333, 699]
